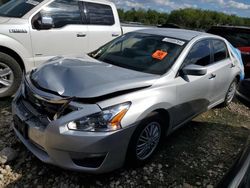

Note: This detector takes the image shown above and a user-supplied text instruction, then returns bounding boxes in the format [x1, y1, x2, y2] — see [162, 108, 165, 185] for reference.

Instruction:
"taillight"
[238, 47, 250, 55]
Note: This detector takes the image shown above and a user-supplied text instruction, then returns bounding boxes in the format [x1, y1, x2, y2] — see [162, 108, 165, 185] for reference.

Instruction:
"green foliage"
[118, 8, 168, 25]
[118, 8, 250, 29]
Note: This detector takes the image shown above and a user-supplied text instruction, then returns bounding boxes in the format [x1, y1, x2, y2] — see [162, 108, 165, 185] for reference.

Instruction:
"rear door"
[82, 1, 122, 53]
[209, 39, 233, 103]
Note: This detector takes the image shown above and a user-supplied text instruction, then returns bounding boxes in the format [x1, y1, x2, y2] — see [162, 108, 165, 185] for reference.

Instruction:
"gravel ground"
[0, 98, 249, 188]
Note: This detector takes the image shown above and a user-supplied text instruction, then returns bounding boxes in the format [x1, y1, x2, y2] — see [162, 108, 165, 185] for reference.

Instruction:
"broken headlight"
[67, 102, 131, 132]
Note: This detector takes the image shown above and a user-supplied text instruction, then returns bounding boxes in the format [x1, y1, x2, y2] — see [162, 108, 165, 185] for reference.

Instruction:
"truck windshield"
[0, 0, 44, 18]
[90, 32, 187, 75]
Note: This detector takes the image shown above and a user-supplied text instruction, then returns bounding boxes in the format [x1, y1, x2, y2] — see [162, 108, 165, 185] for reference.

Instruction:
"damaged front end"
[12, 74, 80, 141]
[13, 72, 133, 134]
[19, 75, 76, 121]
[11, 55, 158, 172]
[11, 73, 135, 172]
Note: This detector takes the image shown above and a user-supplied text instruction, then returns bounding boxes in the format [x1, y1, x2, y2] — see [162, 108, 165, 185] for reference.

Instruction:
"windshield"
[0, 0, 43, 18]
[90, 32, 187, 75]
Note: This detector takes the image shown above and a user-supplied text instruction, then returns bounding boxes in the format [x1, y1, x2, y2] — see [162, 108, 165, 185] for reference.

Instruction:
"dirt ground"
[0, 98, 249, 188]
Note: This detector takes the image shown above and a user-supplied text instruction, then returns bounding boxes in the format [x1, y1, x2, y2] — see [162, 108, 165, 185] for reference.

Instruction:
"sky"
[110, 0, 250, 18]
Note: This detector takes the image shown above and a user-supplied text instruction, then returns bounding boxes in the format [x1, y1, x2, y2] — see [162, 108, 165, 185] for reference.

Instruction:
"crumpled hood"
[30, 57, 159, 98]
[0, 16, 10, 24]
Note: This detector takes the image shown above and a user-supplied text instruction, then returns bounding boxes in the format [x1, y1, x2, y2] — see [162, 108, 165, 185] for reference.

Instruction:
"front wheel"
[0, 52, 22, 98]
[126, 113, 165, 166]
[221, 79, 237, 107]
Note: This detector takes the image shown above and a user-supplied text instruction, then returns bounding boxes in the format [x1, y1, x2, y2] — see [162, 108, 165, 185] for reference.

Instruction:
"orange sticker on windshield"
[152, 50, 168, 60]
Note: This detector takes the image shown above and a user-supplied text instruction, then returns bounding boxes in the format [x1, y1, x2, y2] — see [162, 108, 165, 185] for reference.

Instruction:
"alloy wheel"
[226, 81, 236, 103]
[0, 62, 14, 93]
[136, 122, 161, 160]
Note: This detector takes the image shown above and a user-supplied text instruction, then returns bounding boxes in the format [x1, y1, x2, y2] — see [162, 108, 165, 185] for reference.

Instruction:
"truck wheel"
[126, 112, 165, 167]
[0, 52, 22, 97]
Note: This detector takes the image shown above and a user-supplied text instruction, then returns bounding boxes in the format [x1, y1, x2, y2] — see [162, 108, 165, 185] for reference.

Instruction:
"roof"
[137, 28, 211, 41]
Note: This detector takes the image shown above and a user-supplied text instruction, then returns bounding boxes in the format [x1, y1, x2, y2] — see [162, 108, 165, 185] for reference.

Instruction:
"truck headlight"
[67, 102, 131, 132]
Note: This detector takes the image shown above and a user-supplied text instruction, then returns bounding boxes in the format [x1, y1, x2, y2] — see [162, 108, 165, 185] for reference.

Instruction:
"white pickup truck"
[0, 0, 150, 97]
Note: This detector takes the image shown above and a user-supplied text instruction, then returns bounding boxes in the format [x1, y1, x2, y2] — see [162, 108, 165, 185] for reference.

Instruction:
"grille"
[23, 83, 65, 120]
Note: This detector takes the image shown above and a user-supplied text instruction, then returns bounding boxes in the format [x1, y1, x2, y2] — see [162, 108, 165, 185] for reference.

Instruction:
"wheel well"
[0, 46, 25, 72]
[154, 109, 170, 130]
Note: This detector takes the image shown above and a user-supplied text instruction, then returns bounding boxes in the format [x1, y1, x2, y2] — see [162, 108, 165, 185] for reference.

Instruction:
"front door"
[30, 0, 89, 66]
[173, 39, 215, 127]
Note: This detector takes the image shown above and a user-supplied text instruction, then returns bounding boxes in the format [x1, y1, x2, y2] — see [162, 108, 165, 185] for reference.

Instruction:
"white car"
[0, 0, 150, 97]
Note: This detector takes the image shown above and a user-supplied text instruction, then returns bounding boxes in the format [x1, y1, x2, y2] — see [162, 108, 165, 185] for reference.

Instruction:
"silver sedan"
[12, 29, 242, 173]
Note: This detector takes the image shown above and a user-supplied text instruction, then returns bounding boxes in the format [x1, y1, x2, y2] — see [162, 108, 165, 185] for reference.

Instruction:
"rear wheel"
[0, 52, 22, 97]
[126, 113, 165, 166]
[221, 78, 237, 107]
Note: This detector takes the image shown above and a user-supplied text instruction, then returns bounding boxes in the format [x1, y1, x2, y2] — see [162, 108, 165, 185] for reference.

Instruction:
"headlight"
[67, 102, 131, 132]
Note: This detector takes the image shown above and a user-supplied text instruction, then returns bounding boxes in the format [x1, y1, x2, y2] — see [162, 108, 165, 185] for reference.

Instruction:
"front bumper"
[12, 94, 136, 173]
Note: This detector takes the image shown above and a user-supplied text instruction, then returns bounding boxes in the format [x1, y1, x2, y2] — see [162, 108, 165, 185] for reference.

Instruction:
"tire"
[221, 78, 237, 107]
[0, 52, 22, 97]
[126, 112, 165, 167]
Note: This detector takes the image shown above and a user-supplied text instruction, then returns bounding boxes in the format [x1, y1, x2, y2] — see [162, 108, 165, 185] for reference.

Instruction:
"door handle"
[112, 33, 120, 37]
[209, 73, 216, 79]
[76, 33, 86, 37]
[230, 63, 236, 68]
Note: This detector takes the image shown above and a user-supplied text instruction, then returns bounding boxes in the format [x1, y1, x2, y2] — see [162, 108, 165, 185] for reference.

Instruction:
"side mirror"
[182, 64, 207, 76]
[39, 16, 53, 30]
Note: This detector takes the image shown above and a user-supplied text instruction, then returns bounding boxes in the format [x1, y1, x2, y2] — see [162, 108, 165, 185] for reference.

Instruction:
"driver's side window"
[183, 40, 211, 67]
[32, 0, 83, 29]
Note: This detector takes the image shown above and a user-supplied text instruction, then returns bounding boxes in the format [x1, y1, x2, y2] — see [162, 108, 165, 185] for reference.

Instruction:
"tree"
[118, 8, 250, 29]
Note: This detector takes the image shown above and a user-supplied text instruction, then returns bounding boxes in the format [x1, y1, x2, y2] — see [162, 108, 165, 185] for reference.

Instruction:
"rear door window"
[212, 40, 228, 62]
[85, 2, 114, 25]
